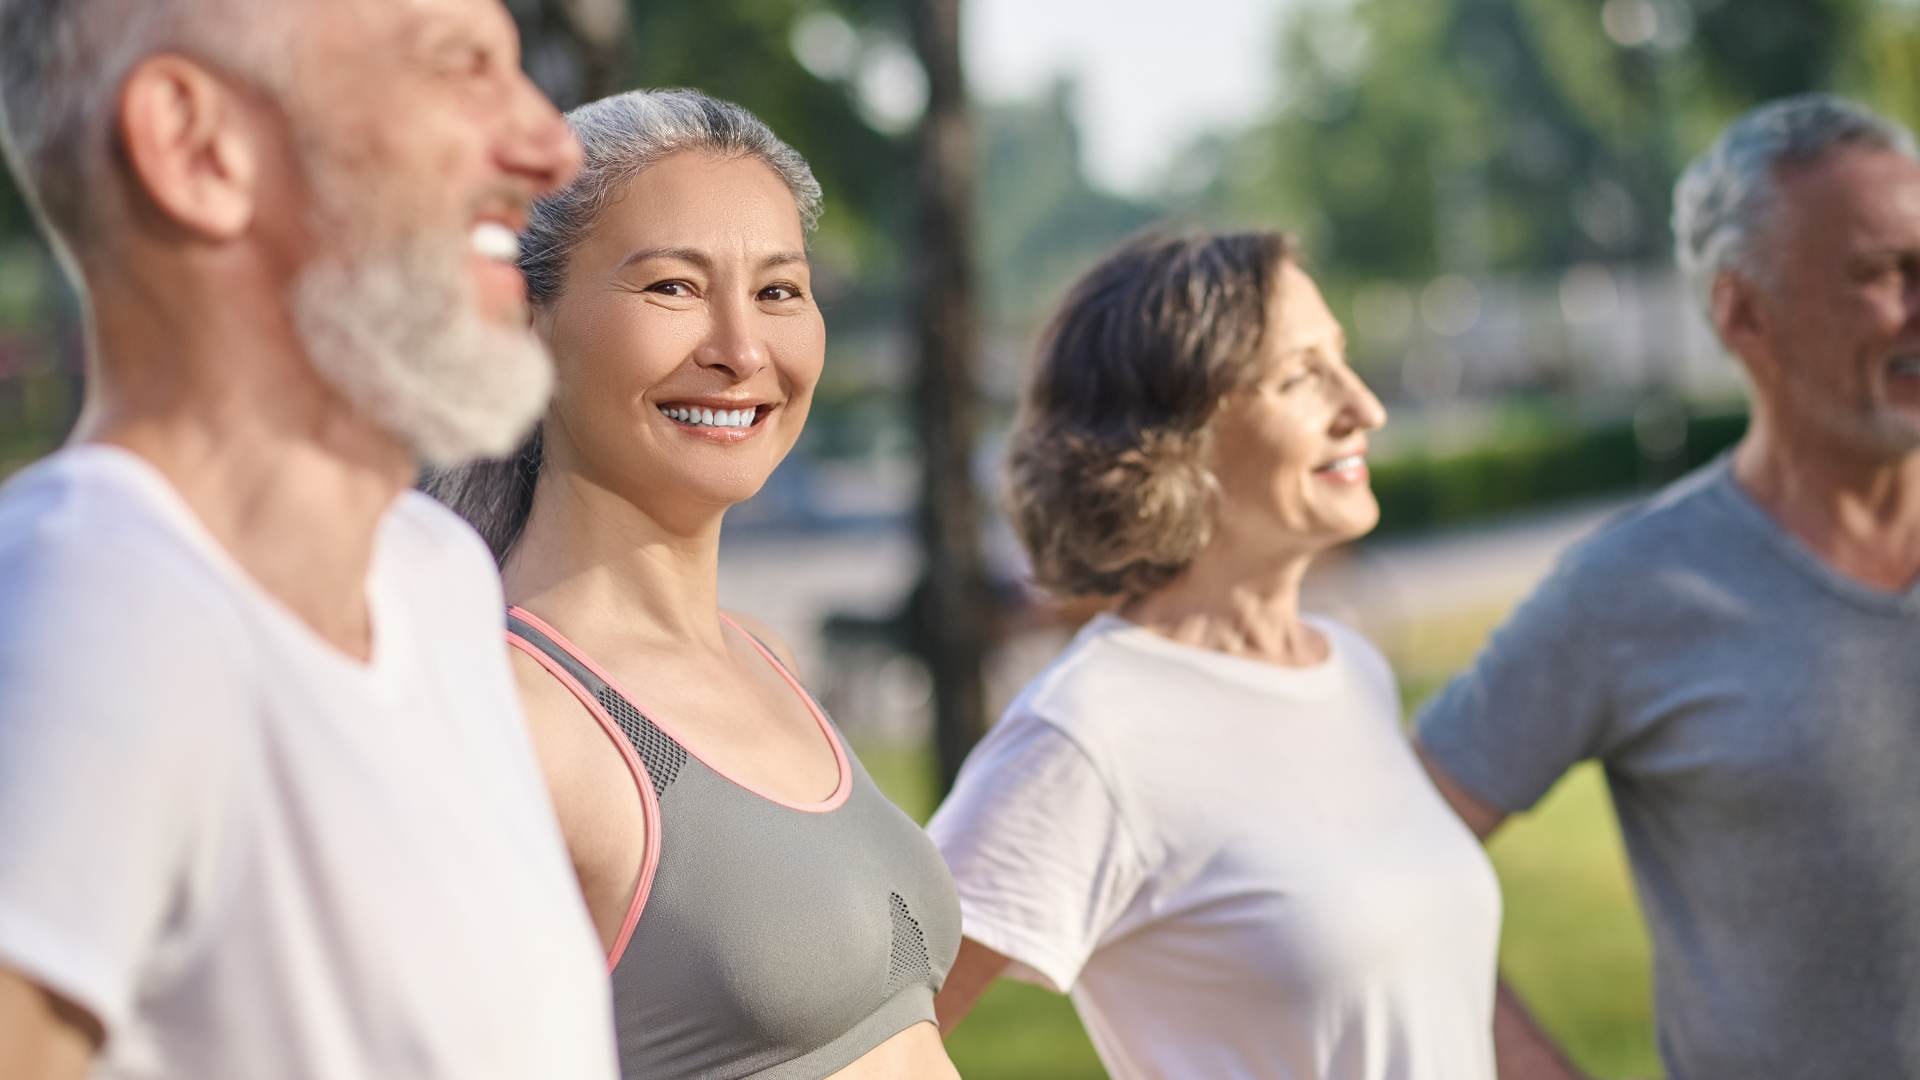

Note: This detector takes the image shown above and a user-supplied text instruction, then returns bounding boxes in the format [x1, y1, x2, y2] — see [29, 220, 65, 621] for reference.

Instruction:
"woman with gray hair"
[927, 231, 1502, 1078]
[430, 89, 961, 1080]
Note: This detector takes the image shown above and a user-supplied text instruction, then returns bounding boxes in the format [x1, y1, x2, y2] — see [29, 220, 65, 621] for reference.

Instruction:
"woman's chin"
[1339, 503, 1382, 543]
[1302, 498, 1381, 549]
[621, 465, 776, 523]
[689, 475, 776, 514]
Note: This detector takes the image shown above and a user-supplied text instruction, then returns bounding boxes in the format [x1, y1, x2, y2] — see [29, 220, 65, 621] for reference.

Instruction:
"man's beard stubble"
[289, 176, 553, 469]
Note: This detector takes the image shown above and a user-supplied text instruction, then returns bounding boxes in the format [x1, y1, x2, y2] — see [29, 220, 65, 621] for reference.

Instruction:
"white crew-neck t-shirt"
[930, 614, 1500, 1080]
[0, 447, 617, 1080]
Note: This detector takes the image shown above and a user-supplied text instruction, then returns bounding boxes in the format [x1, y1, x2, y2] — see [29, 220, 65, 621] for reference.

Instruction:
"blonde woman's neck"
[1121, 545, 1327, 669]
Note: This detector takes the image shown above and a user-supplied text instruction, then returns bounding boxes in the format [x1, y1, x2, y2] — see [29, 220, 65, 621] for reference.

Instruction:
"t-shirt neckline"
[1705, 455, 1920, 617]
[65, 443, 407, 684]
[1083, 611, 1349, 698]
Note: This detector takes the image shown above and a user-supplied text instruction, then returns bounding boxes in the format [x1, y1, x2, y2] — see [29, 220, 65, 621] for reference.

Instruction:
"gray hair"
[426, 88, 823, 563]
[520, 88, 823, 306]
[1672, 93, 1918, 314]
[0, 0, 281, 255]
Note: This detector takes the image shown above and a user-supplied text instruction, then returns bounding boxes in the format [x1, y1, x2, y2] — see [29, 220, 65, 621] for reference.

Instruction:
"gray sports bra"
[505, 607, 961, 1080]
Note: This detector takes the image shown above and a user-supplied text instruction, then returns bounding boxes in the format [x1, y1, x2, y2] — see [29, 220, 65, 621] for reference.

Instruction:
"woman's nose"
[692, 305, 771, 381]
[1333, 367, 1388, 433]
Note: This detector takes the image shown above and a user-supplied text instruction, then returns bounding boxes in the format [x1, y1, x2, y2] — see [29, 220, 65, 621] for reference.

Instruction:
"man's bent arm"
[1417, 747, 1590, 1080]
[1493, 980, 1589, 1079]
[0, 968, 98, 1080]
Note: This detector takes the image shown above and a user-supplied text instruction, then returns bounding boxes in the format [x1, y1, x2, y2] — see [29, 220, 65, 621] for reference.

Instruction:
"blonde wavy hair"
[1007, 229, 1297, 599]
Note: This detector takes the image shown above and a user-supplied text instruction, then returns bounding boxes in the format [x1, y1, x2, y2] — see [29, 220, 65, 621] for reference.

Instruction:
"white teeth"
[1318, 455, 1364, 472]
[470, 222, 519, 262]
[659, 405, 758, 428]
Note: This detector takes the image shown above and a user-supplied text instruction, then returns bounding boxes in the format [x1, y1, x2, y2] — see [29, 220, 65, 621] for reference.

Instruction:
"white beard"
[289, 215, 552, 468]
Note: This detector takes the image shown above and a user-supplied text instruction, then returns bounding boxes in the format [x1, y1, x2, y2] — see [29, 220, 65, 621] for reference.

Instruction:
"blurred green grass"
[857, 607, 1661, 1080]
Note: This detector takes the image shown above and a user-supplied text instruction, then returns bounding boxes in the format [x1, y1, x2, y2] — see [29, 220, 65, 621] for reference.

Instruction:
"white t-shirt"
[0, 447, 617, 1080]
[929, 614, 1501, 1080]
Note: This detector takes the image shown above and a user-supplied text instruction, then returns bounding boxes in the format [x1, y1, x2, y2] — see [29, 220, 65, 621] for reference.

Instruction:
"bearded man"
[0, 2, 617, 1078]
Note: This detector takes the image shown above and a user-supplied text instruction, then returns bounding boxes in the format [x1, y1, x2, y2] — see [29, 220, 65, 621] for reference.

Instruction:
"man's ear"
[1711, 270, 1773, 376]
[115, 54, 257, 241]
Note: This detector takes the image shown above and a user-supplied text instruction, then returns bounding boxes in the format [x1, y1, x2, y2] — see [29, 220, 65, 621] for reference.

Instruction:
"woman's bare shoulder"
[722, 609, 803, 677]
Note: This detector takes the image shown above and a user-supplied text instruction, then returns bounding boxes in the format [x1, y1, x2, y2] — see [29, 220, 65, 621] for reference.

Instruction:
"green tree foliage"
[510, 0, 916, 329]
[1194, 0, 1898, 292]
[977, 80, 1160, 328]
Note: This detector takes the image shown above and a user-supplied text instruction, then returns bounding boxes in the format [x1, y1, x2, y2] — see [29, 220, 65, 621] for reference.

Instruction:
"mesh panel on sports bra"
[596, 687, 688, 797]
[885, 892, 932, 992]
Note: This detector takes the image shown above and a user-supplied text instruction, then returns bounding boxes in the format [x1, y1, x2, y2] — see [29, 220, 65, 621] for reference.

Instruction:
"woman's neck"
[502, 469, 731, 656]
[1121, 539, 1326, 667]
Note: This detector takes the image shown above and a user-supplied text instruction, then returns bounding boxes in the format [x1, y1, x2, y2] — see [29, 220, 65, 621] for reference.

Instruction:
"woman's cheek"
[771, 315, 829, 392]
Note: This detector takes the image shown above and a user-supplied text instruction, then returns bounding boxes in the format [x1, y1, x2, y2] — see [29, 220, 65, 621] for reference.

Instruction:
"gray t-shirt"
[1417, 456, 1920, 1079]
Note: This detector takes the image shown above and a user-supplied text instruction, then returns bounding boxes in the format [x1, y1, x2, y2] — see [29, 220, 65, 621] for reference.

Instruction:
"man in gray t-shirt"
[1416, 95, 1920, 1079]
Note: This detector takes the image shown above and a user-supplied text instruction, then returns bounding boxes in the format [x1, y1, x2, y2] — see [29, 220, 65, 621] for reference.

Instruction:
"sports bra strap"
[506, 610, 689, 799]
[506, 611, 610, 697]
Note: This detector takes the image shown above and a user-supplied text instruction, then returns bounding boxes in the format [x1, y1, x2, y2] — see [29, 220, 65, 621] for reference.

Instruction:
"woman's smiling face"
[536, 150, 825, 515]
[1207, 261, 1388, 554]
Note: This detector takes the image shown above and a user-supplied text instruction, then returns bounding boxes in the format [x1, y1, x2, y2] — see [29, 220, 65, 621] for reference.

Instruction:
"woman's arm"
[933, 937, 1012, 1036]
[0, 971, 96, 1080]
[508, 648, 649, 956]
[1417, 748, 1590, 1080]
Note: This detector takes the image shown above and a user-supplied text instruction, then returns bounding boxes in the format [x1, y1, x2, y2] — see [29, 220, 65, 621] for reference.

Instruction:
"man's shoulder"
[0, 448, 236, 622]
[380, 489, 504, 607]
[384, 489, 496, 567]
[1554, 458, 1736, 584]
[0, 451, 254, 735]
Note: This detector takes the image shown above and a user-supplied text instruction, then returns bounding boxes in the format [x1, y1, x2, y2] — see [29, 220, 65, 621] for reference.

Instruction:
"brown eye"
[759, 283, 804, 302]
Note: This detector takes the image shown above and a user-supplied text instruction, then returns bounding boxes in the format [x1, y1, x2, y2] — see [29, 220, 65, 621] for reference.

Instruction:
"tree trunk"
[906, 0, 989, 795]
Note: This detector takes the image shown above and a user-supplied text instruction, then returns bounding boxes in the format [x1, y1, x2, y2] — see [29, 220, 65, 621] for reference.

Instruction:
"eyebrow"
[1278, 334, 1349, 360]
[617, 247, 810, 273]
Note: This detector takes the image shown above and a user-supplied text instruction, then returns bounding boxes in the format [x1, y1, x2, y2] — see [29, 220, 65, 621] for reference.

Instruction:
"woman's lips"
[655, 402, 774, 443]
[1312, 454, 1370, 484]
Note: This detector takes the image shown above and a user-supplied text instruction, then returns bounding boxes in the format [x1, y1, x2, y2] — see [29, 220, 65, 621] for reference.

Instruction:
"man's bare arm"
[1416, 746, 1590, 1080]
[0, 968, 98, 1080]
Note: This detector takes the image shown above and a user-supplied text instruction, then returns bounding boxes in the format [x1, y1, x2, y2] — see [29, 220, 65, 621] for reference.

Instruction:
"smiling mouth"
[470, 222, 521, 264]
[658, 404, 772, 430]
[1314, 454, 1367, 474]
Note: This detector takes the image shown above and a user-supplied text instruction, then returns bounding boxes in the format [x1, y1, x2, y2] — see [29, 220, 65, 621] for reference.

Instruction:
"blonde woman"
[930, 231, 1502, 1080]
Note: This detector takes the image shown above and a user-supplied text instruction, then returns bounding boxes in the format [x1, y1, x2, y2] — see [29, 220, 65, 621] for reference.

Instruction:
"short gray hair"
[0, 0, 280, 251]
[427, 87, 823, 563]
[1672, 93, 1918, 313]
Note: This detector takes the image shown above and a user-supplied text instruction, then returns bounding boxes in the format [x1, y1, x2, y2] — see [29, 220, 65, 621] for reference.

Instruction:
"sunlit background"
[3, 1, 1915, 1075]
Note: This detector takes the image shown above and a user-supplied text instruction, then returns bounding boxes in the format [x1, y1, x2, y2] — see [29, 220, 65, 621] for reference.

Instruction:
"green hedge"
[1371, 410, 1748, 536]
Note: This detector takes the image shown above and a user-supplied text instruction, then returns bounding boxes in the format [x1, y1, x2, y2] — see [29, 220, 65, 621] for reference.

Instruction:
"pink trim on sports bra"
[507, 632, 661, 972]
[507, 606, 853, 815]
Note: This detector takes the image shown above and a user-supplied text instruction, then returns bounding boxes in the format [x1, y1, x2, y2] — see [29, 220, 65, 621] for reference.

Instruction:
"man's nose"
[498, 72, 583, 197]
